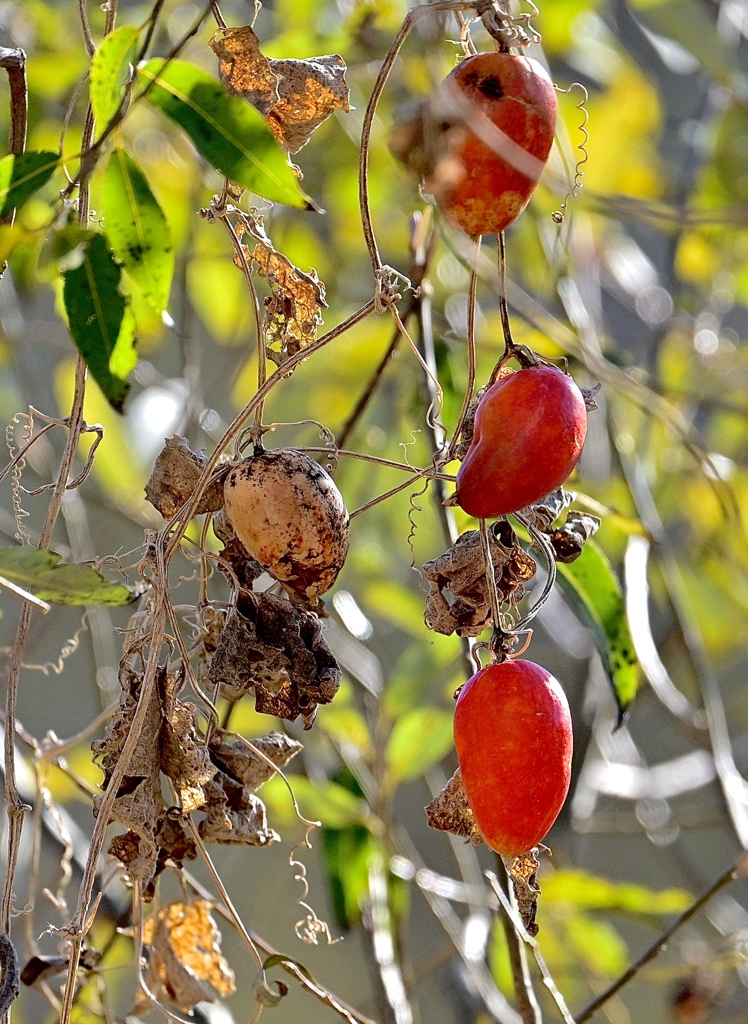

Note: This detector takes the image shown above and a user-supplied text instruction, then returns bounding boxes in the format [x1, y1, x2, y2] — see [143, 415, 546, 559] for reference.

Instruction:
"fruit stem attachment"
[489, 233, 539, 384]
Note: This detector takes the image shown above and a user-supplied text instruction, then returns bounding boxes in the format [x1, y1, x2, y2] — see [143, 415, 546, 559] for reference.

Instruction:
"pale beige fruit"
[223, 448, 349, 602]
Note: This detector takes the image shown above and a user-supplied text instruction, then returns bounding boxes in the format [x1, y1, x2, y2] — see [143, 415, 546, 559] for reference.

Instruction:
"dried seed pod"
[223, 448, 349, 602]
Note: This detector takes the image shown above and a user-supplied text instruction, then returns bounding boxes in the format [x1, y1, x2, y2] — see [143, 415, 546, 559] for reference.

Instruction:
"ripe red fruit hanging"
[425, 52, 557, 236]
[454, 365, 588, 519]
[454, 659, 572, 856]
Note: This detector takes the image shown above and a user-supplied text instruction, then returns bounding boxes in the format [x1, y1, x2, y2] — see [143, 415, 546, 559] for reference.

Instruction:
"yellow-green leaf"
[0, 547, 136, 606]
[90, 25, 140, 128]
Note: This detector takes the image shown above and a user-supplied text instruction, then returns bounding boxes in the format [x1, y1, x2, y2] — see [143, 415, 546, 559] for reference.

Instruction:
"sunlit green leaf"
[564, 913, 629, 978]
[542, 868, 693, 915]
[89, 25, 140, 128]
[0, 151, 59, 218]
[62, 232, 136, 413]
[103, 148, 174, 313]
[557, 541, 640, 717]
[0, 547, 136, 605]
[262, 774, 367, 828]
[385, 707, 454, 785]
[138, 59, 309, 208]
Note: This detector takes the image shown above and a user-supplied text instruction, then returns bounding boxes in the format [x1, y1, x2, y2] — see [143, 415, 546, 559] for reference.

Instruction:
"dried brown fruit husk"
[144, 435, 224, 519]
[519, 487, 574, 532]
[209, 25, 350, 153]
[207, 591, 341, 727]
[140, 901, 235, 1013]
[223, 448, 349, 604]
[423, 523, 535, 637]
[425, 767, 484, 845]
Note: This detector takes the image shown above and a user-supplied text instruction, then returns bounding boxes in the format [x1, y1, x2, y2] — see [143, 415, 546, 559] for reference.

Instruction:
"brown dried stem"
[449, 239, 480, 458]
[0, 48, 26, 158]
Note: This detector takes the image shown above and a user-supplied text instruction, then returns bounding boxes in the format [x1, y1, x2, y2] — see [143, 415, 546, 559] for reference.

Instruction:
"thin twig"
[0, 48, 26, 157]
[494, 861, 541, 1024]
[575, 857, 745, 1023]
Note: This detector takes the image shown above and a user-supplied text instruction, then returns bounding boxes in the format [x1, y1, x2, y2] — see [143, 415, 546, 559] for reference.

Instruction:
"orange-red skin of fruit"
[427, 52, 557, 236]
[454, 660, 572, 857]
[455, 365, 588, 519]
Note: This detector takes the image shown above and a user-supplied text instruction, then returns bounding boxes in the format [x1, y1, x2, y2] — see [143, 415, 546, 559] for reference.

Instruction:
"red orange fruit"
[454, 659, 572, 856]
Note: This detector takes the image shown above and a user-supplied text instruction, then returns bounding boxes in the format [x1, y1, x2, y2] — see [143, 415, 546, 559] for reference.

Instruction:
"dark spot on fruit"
[478, 75, 504, 101]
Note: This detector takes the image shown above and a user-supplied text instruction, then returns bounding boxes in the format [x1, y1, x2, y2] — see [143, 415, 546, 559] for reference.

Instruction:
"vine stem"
[449, 238, 480, 458]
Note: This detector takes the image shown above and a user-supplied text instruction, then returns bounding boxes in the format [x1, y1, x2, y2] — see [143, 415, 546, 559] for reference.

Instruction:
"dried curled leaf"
[207, 591, 341, 727]
[519, 487, 574, 532]
[145, 435, 224, 519]
[425, 767, 483, 845]
[198, 728, 301, 846]
[141, 901, 235, 1012]
[505, 849, 541, 937]
[551, 510, 601, 563]
[94, 666, 209, 894]
[423, 522, 535, 637]
[210, 25, 350, 152]
[253, 240, 327, 365]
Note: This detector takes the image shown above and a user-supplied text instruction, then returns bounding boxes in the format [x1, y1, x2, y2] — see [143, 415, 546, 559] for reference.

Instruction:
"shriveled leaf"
[209, 26, 350, 153]
[0, 151, 59, 218]
[248, 231, 326, 366]
[143, 901, 235, 1012]
[424, 523, 535, 637]
[425, 767, 483, 844]
[550, 510, 601, 564]
[103, 148, 174, 314]
[90, 25, 139, 128]
[62, 232, 136, 412]
[209, 729, 302, 791]
[199, 774, 279, 846]
[207, 591, 341, 728]
[0, 547, 135, 605]
[145, 434, 224, 519]
[386, 707, 454, 785]
[557, 541, 640, 717]
[138, 59, 309, 208]
[542, 868, 693, 915]
[505, 850, 542, 937]
[159, 675, 215, 814]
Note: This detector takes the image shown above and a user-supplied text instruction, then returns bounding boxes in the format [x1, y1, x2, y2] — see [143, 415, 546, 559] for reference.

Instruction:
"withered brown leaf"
[209, 26, 350, 153]
[142, 901, 235, 1012]
[207, 591, 341, 728]
[197, 727, 301, 846]
[505, 849, 541, 937]
[158, 672, 215, 815]
[423, 524, 535, 637]
[425, 768, 483, 845]
[144, 435, 224, 519]
[253, 240, 327, 366]
[551, 510, 601, 563]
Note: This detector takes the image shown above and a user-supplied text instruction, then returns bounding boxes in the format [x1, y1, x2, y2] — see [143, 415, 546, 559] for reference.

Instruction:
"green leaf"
[62, 232, 137, 413]
[321, 825, 376, 929]
[385, 707, 454, 785]
[138, 59, 309, 208]
[261, 774, 367, 828]
[103, 148, 174, 313]
[0, 151, 59, 218]
[557, 541, 640, 717]
[0, 547, 135, 605]
[89, 25, 140, 128]
[542, 869, 693, 916]
[629, 0, 737, 85]
[564, 913, 628, 978]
